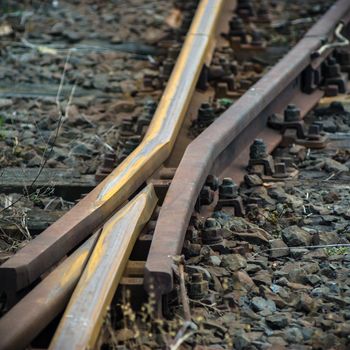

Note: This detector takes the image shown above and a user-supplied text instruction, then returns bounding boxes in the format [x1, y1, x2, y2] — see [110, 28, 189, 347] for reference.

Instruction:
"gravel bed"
[0, 0, 175, 255]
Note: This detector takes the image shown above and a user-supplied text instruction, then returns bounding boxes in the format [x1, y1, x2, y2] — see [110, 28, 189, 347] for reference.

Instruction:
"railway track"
[1, 0, 350, 349]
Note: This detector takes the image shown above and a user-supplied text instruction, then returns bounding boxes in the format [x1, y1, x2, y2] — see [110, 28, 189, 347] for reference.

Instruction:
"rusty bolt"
[272, 162, 288, 179]
[308, 123, 321, 136]
[323, 57, 347, 93]
[205, 174, 219, 191]
[219, 177, 238, 199]
[275, 162, 286, 174]
[249, 139, 267, 160]
[202, 218, 223, 245]
[199, 186, 214, 205]
[284, 104, 301, 122]
[229, 17, 246, 37]
[218, 58, 233, 76]
[324, 57, 342, 78]
[197, 103, 216, 127]
[188, 272, 209, 300]
[183, 240, 201, 258]
[251, 30, 264, 46]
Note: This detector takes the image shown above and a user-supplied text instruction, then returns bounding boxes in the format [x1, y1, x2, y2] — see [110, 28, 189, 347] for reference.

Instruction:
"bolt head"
[250, 139, 267, 159]
[205, 174, 219, 191]
[284, 104, 301, 122]
[205, 217, 218, 229]
[308, 124, 320, 136]
[200, 186, 214, 205]
[274, 162, 286, 174]
[219, 177, 238, 199]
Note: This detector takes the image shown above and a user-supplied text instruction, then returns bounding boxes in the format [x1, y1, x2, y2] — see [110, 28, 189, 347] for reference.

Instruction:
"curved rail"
[145, 0, 350, 296]
[0, 0, 225, 304]
[49, 185, 157, 350]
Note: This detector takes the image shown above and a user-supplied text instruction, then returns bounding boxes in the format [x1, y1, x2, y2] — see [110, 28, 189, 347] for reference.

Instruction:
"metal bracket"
[281, 128, 328, 149]
[215, 197, 245, 216]
[268, 114, 328, 149]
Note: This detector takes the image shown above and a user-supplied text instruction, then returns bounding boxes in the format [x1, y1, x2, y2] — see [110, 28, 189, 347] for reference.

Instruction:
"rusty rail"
[0, 233, 98, 350]
[144, 0, 350, 297]
[0, 0, 225, 306]
[1, 0, 349, 347]
[49, 185, 157, 350]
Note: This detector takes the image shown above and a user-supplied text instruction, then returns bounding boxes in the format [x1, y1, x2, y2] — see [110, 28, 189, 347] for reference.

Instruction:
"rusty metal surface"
[49, 185, 157, 350]
[0, 0, 225, 304]
[0, 233, 98, 350]
[145, 0, 350, 296]
[220, 89, 325, 182]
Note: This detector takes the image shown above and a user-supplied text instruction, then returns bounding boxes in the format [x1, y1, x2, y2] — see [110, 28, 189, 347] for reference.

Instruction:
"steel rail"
[145, 0, 350, 296]
[0, 0, 225, 305]
[49, 185, 157, 350]
[0, 233, 98, 350]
